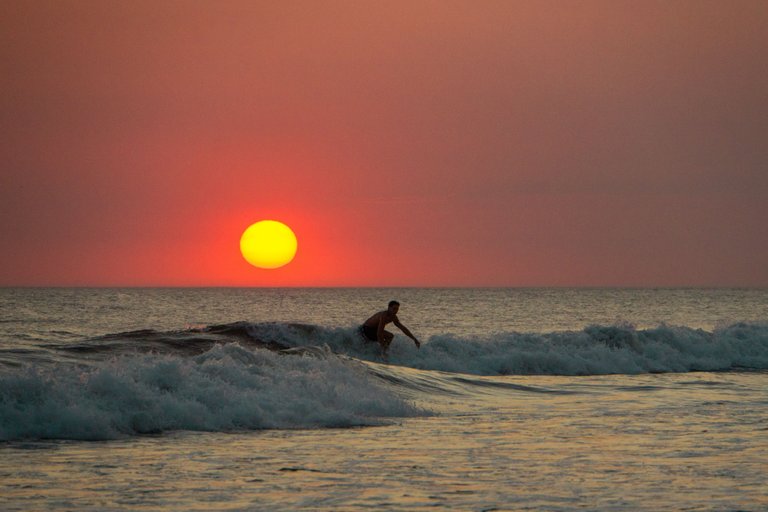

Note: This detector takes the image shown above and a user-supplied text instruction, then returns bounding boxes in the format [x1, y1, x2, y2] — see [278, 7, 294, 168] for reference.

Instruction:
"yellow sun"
[240, 220, 297, 269]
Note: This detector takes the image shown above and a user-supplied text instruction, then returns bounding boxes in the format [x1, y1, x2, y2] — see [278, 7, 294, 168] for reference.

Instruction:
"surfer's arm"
[393, 318, 420, 347]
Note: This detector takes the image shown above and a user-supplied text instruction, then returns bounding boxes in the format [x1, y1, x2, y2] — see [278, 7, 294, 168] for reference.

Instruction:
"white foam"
[0, 344, 423, 441]
[277, 322, 768, 376]
[399, 323, 768, 375]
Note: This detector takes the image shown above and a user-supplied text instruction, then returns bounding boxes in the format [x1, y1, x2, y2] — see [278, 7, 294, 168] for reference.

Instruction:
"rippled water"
[1, 288, 767, 510]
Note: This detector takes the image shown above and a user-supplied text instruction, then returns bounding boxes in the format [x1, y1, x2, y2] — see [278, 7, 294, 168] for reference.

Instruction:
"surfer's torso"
[363, 310, 397, 328]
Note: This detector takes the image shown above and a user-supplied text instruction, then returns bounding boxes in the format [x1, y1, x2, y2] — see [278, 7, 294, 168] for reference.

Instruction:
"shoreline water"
[3, 370, 766, 511]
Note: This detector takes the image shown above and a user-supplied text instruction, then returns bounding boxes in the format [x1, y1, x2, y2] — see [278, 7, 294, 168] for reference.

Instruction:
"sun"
[240, 220, 298, 269]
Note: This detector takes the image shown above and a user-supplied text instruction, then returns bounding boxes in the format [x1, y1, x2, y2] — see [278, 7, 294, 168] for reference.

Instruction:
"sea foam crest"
[390, 322, 768, 375]
[258, 322, 768, 376]
[0, 344, 423, 441]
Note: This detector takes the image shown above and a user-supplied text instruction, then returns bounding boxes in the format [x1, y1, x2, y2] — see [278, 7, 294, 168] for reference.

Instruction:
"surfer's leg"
[360, 325, 378, 342]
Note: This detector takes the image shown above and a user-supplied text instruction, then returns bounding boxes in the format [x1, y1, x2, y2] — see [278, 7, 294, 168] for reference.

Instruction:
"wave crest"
[237, 321, 768, 376]
[390, 322, 768, 376]
[0, 343, 423, 441]
[51, 321, 768, 377]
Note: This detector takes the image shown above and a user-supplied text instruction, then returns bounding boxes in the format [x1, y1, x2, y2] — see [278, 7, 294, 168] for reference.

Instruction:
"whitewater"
[1, 288, 767, 510]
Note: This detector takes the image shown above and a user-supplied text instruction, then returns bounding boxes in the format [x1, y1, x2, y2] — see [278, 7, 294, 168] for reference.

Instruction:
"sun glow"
[240, 220, 297, 269]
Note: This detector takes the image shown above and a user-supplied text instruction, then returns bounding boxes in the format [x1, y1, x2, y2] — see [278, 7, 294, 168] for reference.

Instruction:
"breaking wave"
[183, 321, 767, 376]
[2, 321, 767, 440]
[29, 321, 768, 376]
[0, 343, 424, 441]
[387, 322, 768, 376]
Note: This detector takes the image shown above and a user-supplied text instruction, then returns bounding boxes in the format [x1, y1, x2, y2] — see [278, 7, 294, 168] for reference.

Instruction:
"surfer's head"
[388, 300, 400, 313]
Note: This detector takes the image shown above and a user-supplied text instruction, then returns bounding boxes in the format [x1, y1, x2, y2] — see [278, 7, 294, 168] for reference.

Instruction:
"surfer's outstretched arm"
[393, 318, 420, 348]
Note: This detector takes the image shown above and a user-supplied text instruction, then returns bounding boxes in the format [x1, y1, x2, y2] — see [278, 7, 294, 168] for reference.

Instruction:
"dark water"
[1, 288, 767, 510]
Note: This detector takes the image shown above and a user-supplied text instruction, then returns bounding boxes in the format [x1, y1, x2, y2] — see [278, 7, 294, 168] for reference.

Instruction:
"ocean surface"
[1, 287, 767, 511]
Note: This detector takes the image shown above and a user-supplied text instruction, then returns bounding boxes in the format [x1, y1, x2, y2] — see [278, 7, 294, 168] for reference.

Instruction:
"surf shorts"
[359, 324, 379, 342]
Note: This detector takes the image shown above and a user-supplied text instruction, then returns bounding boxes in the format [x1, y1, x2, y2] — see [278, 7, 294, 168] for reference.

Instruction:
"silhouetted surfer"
[360, 300, 420, 357]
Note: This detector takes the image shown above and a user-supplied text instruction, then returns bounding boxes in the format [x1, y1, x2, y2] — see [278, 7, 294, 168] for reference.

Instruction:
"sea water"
[1, 288, 766, 511]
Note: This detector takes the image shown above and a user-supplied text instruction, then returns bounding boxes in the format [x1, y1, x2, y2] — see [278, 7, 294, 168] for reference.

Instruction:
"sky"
[1, 0, 767, 287]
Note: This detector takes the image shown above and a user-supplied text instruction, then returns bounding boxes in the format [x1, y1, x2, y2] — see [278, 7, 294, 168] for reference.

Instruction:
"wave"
[12, 322, 768, 376]
[151, 321, 766, 377]
[30, 321, 768, 376]
[386, 323, 768, 376]
[0, 343, 424, 441]
[3, 321, 767, 440]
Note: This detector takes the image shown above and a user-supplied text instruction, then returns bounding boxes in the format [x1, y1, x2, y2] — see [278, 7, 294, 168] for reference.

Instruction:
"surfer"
[360, 300, 420, 356]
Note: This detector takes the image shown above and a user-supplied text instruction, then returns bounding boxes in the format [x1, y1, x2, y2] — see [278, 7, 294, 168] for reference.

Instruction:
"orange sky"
[2, 0, 767, 286]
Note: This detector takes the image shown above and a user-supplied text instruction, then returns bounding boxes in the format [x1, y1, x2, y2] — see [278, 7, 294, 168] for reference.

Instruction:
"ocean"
[1, 287, 766, 511]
